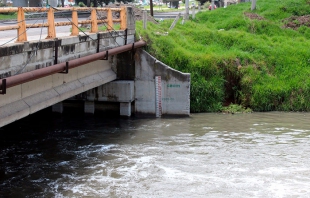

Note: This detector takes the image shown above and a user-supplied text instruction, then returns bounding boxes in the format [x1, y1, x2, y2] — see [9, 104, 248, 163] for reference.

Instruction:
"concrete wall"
[87, 80, 134, 102]
[0, 31, 133, 79]
[135, 50, 190, 116]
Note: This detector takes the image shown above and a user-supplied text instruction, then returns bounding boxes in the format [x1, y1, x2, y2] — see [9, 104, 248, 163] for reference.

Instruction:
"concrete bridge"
[0, 6, 190, 128]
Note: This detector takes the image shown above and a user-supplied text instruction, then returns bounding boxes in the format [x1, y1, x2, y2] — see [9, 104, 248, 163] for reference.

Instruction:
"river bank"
[136, 0, 310, 112]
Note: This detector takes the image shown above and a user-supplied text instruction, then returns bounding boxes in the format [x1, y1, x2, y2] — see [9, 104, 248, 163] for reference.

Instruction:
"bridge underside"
[0, 60, 116, 127]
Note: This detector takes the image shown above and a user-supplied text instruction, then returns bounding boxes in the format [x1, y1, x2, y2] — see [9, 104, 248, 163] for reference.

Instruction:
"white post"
[185, 0, 189, 20]
[251, 0, 257, 10]
[211, 0, 215, 10]
[192, 6, 195, 19]
[143, 10, 147, 29]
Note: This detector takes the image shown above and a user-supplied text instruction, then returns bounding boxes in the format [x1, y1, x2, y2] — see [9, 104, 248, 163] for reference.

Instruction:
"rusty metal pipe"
[0, 40, 146, 90]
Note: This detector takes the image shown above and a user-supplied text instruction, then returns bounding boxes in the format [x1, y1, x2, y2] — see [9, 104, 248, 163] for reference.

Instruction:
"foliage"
[136, 0, 310, 112]
[222, 104, 252, 114]
[0, 13, 16, 20]
[78, 2, 86, 7]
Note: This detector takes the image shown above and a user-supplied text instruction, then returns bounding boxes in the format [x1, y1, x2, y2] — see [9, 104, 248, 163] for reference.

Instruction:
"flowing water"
[1, 111, 310, 197]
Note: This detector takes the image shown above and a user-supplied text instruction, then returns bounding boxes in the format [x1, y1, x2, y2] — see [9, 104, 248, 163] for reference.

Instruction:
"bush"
[203, 1, 211, 9]
[78, 2, 86, 7]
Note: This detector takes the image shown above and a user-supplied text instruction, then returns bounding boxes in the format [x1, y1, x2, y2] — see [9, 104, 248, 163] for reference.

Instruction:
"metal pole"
[150, 0, 154, 16]
[211, 0, 215, 10]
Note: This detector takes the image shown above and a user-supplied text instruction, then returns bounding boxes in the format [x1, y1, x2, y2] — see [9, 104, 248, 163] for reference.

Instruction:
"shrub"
[78, 2, 86, 7]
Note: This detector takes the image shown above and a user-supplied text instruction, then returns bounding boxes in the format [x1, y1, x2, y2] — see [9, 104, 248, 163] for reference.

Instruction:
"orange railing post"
[120, 7, 127, 30]
[90, 8, 98, 33]
[16, 7, 27, 42]
[71, 7, 79, 36]
[46, 8, 56, 39]
[107, 8, 113, 31]
[0, 7, 128, 43]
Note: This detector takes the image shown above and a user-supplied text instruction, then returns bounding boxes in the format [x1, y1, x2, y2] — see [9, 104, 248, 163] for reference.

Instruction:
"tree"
[198, 0, 210, 5]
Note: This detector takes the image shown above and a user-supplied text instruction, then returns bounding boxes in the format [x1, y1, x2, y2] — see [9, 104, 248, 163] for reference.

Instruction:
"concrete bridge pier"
[120, 102, 131, 116]
[84, 101, 95, 114]
[52, 102, 64, 113]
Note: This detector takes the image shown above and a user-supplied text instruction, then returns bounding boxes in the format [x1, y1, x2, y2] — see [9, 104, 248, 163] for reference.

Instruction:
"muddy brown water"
[0, 111, 310, 197]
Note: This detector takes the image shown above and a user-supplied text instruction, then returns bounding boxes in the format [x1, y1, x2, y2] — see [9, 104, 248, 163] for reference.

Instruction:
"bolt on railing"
[0, 7, 127, 42]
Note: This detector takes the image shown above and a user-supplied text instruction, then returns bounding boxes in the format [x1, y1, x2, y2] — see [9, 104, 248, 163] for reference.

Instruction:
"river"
[0, 110, 310, 197]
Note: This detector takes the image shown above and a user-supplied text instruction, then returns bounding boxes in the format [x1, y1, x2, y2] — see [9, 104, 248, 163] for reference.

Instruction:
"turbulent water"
[1, 111, 310, 197]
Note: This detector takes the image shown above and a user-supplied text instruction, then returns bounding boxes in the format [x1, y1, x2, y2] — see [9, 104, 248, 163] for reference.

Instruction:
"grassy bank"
[0, 13, 16, 20]
[136, 0, 310, 112]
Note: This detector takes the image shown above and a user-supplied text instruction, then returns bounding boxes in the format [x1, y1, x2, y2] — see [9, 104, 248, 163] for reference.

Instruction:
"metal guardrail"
[0, 7, 127, 42]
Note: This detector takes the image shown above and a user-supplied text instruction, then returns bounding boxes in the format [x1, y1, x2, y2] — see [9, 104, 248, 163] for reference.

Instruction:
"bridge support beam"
[84, 101, 95, 114]
[52, 102, 63, 113]
[120, 102, 131, 116]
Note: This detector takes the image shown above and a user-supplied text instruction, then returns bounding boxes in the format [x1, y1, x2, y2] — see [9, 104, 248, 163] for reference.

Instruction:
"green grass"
[136, 0, 310, 112]
[0, 13, 16, 20]
[77, 23, 121, 32]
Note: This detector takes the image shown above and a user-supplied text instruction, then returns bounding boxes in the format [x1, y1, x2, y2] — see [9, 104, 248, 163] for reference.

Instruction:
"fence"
[0, 7, 127, 42]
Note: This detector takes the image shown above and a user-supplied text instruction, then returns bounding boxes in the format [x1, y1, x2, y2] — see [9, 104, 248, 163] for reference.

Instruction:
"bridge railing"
[0, 7, 127, 42]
